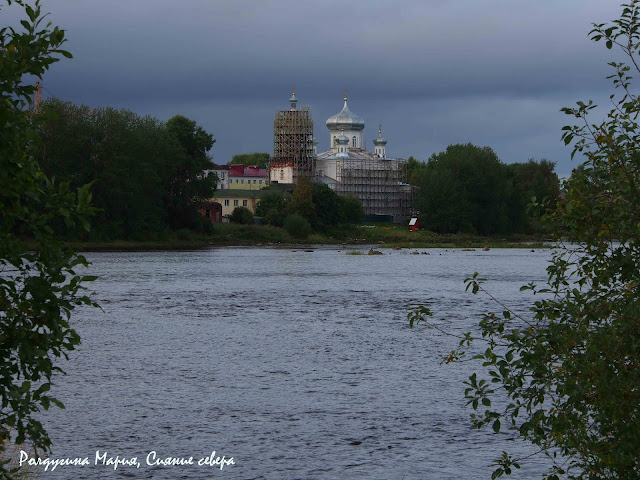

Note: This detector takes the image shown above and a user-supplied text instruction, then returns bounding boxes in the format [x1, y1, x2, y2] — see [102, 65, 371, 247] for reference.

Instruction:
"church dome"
[289, 89, 298, 110]
[373, 124, 387, 145]
[326, 96, 365, 132]
[336, 131, 349, 145]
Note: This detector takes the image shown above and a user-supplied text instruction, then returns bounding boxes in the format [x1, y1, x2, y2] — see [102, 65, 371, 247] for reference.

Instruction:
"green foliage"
[337, 195, 364, 224]
[414, 144, 559, 235]
[39, 100, 174, 239]
[506, 159, 561, 211]
[411, 3, 640, 478]
[311, 183, 340, 231]
[257, 182, 363, 231]
[283, 214, 312, 239]
[418, 168, 474, 233]
[36, 102, 216, 238]
[229, 152, 270, 169]
[1, 1, 97, 475]
[289, 176, 316, 224]
[416, 144, 512, 234]
[406, 155, 427, 186]
[254, 191, 289, 227]
[165, 114, 217, 230]
[229, 206, 254, 225]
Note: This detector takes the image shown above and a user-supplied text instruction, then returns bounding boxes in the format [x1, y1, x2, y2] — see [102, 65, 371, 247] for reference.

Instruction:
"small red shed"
[199, 201, 223, 223]
[409, 217, 419, 231]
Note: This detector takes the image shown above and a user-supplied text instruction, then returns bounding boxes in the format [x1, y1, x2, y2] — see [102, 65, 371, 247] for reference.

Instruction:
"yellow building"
[228, 165, 269, 191]
[209, 189, 269, 217]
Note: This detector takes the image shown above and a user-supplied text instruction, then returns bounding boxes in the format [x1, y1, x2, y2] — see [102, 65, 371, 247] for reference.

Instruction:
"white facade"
[270, 165, 294, 184]
[203, 165, 230, 190]
[325, 94, 365, 153]
[314, 95, 410, 217]
[316, 96, 392, 178]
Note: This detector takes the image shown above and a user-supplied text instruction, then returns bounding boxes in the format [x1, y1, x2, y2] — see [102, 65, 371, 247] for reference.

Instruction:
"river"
[34, 246, 553, 479]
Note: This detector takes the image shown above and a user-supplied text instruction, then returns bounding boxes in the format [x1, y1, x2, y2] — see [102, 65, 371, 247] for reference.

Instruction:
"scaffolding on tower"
[271, 88, 315, 184]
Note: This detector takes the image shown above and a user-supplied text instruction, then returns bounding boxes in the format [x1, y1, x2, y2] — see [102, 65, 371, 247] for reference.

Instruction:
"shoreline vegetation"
[51, 224, 551, 251]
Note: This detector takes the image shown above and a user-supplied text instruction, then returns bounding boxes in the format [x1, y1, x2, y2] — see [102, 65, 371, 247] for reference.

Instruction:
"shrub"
[338, 195, 364, 224]
[229, 206, 254, 225]
[283, 214, 311, 239]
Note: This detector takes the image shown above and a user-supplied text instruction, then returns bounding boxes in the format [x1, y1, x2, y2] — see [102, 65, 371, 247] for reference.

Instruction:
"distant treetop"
[229, 152, 270, 169]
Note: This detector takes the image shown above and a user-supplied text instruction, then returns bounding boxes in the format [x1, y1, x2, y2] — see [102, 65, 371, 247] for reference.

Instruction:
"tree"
[289, 176, 316, 224]
[229, 206, 254, 225]
[415, 144, 521, 234]
[255, 190, 289, 227]
[406, 155, 427, 186]
[410, 3, 640, 478]
[338, 195, 364, 224]
[417, 168, 474, 233]
[507, 159, 561, 209]
[1, 1, 96, 475]
[164, 115, 217, 230]
[311, 183, 340, 231]
[229, 152, 270, 170]
[283, 214, 311, 239]
[37, 100, 186, 239]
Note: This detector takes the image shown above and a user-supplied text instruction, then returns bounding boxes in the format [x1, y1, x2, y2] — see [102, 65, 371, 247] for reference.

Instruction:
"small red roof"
[229, 164, 268, 177]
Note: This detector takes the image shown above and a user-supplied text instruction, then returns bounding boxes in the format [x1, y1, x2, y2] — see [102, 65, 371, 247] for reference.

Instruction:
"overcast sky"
[7, 1, 628, 176]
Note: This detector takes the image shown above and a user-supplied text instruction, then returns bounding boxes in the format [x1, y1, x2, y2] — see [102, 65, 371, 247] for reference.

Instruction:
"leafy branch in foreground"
[410, 2, 640, 479]
[1, 1, 98, 477]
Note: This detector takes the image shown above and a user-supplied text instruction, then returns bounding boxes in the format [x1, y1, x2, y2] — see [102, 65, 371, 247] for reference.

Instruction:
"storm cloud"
[6, 0, 627, 176]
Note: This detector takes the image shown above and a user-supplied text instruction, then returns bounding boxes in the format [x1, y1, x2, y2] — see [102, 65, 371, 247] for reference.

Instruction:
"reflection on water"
[39, 246, 552, 479]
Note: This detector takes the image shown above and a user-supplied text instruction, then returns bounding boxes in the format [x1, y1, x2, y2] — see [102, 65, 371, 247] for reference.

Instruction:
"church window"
[333, 136, 337, 147]
[352, 136, 357, 148]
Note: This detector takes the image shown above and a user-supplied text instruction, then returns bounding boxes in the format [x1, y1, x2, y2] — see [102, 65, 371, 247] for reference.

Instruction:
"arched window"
[333, 136, 337, 147]
[280, 169, 284, 180]
[352, 136, 357, 148]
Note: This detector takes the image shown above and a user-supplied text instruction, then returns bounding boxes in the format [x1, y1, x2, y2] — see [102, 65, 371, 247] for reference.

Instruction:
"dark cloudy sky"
[8, 1, 628, 176]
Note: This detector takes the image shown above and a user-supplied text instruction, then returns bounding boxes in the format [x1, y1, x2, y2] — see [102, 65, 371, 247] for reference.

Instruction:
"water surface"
[38, 246, 552, 479]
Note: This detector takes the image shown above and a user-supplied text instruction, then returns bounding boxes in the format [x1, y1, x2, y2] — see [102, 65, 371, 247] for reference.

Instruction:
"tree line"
[407, 144, 561, 235]
[36, 99, 216, 240]
[228, 152, 270, 169]
[230, 177, 364, 238]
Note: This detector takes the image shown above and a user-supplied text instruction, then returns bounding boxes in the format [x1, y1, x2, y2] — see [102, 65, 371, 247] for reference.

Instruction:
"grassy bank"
[61, 223, 551, 251]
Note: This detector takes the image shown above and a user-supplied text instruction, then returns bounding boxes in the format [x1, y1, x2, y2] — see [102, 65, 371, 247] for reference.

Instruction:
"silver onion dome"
[336, 131, 349, 145]
[326, 94, 365, 131]
[373, 124, 387, 145]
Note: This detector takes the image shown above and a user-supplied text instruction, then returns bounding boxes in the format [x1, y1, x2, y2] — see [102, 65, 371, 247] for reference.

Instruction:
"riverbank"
[63, 224, 551, 251]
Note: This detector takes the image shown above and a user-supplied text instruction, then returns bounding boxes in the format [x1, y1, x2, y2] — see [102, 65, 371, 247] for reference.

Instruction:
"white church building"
[270, 90, 411, 217]
[314, 92, 411, 217]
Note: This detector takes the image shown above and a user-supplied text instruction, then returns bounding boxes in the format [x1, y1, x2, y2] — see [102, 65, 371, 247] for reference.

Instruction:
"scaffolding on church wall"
[272, 107, 315, 183]
[334, 157, 411, 217]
